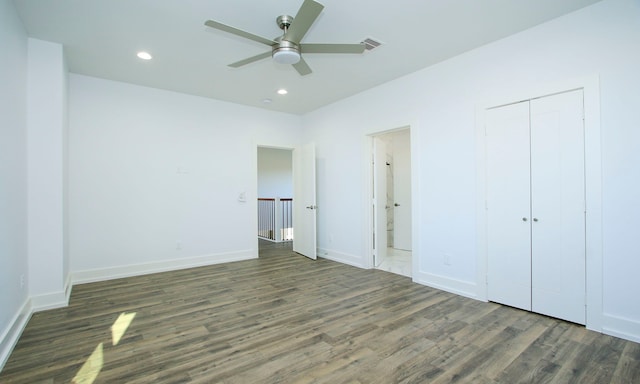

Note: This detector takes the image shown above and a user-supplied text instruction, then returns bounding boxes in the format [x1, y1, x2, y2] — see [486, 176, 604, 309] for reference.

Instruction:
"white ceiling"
[14, 0, 601, 115]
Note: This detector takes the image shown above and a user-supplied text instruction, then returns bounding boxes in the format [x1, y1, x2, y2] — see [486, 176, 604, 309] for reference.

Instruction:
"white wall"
[68, 75, 302, 282]
[303, 0, 640, 341]
[0, 0, 29, 369]
[257, 147, 293, 198]
[26, 38, 69, 309]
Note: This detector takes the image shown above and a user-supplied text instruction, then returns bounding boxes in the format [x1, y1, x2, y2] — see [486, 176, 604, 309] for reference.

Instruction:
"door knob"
[394, 203, 400, 207]
[522, 217, 528, 221]
[306, 205, 317, 210]
[533, 218, 538, 222]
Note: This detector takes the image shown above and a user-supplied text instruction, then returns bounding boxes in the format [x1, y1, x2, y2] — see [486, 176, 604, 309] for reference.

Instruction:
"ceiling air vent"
[362, 37, 382, 51]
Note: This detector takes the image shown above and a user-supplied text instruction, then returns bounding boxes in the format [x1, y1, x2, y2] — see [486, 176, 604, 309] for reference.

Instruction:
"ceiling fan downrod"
[276, 15, 294, 33]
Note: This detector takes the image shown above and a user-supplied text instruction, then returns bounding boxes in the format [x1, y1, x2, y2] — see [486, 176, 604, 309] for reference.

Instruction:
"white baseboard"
[30, 290, 69, 312]
[413, 270, 479, 300]
[0, 299, 32, 372]
[602, 313, 640, 343]
[317, 247, 365, 268]
[72, 249, 256, 285]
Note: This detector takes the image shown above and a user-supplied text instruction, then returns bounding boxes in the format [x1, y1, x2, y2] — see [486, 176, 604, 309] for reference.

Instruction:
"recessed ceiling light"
[137, 51, 152, 60]
[277, 89, 288, 95]
[262, 98, 272, 104]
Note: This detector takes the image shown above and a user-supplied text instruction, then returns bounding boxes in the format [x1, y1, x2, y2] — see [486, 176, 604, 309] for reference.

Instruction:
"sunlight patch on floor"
[71, 342, 103, 384]
[72, 311, 137, 383]
[111, 312, 137, 346]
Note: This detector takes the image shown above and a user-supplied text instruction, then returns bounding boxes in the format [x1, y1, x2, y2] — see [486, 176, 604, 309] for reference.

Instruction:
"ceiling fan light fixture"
[272, 41, 301, 64]
[272, 47, 301, 65]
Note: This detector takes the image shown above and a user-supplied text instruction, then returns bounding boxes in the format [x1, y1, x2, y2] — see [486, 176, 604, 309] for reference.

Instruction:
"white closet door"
[486, 101, 532, 311]
[530, 90, 585, 324]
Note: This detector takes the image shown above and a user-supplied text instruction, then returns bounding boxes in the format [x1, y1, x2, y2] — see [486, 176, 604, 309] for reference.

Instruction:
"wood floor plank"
[1, 240, 639, 383]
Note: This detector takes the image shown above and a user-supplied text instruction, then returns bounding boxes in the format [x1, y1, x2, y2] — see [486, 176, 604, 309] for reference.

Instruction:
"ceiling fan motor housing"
[272, 40, 301, 64]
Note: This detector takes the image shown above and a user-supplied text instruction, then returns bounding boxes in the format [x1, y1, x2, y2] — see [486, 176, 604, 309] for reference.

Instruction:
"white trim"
[363, 123, 419, 274]
[602, 314, 640, 343]
[362, 135, 374, 269]
[25, 275, 73, 313]
[0, 299, 32, 372]
[30, 291, 68, 312]
[318, 247, 365, 269]
[413, 271, 479, 300]
[1, 275, 74, 371]
[362, 135, 375, 269]
[254, 142, 299, 260]
[475, 75, 603, 331]
[409, 123, 422, 283]
[72, 249, 255, 285]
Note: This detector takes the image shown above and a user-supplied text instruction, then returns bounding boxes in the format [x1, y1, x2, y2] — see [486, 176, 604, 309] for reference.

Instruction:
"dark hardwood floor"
[1, 240, 639, 383]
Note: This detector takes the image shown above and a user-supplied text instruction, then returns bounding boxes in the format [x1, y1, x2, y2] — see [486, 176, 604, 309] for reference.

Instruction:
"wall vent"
[362, 37, 383, 51]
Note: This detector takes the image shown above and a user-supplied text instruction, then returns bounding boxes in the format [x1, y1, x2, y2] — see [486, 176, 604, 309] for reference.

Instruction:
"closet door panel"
[530, 90, 586, 324]
[486, 102, 532, 311]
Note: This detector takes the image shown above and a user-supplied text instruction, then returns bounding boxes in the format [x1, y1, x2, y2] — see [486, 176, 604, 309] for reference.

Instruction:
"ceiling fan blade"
[205, 20, 276, 46]
[229, 51, 272, 68]
[284, 0, 324, 43]
[301, 43, 366, 54]
[292, 58, 312, 76]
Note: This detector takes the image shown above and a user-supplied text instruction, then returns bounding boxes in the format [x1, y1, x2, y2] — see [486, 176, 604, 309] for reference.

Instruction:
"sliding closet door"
[530, 90, 586, 324]
[486, 101, 532, 311]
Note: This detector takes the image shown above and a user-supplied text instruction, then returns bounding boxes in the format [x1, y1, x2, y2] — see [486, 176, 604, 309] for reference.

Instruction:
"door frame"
[252, 143, 295, 257]
[364, 125, 418, 275]
[372, 135, 388, 267]
[475, 75, 602, 331]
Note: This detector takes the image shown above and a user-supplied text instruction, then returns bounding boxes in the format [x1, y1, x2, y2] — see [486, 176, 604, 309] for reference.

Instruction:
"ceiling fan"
[204, 0, 366, 76]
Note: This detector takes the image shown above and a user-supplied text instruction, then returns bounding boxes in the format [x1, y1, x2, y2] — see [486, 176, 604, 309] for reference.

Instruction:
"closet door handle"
[522, 217, 528, 222]
[533, 218, 539, 222]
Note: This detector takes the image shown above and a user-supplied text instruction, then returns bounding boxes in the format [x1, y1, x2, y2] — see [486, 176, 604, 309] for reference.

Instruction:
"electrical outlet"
[443, 254, 451, 266]
[176, 241, 182, 250]
[20, 274, 25, 289]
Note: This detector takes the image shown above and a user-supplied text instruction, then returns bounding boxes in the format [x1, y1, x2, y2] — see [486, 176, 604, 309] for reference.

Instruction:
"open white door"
[293, 143, 317, 260]
[373, 137, 387, 267]
[392, 130, 412, 251]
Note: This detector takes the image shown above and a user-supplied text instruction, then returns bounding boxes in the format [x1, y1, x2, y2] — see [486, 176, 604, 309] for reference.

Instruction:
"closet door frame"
[475, 75, 602, 332]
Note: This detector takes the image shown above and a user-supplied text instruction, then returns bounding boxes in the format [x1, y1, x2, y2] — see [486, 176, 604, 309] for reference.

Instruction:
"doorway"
[257, 147, 293, 246]
[372, 128, 412, 277]
[256, 144, 317, 260]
